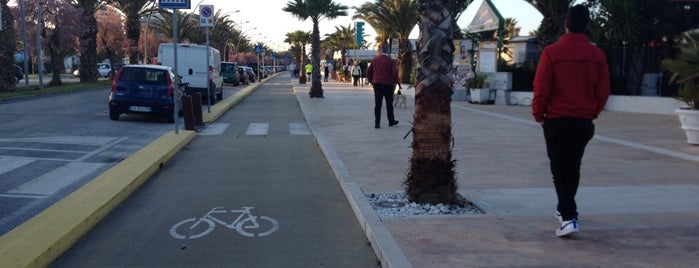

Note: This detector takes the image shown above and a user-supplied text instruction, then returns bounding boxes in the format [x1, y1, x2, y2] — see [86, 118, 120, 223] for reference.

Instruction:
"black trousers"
[373, 83, 395, 125]
[543, 118, 594, 221]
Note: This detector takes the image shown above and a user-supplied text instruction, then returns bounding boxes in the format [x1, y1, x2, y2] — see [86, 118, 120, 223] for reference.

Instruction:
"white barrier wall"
[503, 92, 685, 116]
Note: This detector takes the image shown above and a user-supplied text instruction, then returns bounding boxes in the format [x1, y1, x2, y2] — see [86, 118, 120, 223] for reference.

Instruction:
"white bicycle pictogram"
[170, 206, 279, 239]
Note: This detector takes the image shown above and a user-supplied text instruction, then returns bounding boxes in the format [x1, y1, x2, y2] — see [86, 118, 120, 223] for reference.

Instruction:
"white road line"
[198, 123, 230, 136]
[7, 162, 106, 196]
[289, 123, 311, 135]
[0, 157, 35, 175]
[245, 123, 269, 136]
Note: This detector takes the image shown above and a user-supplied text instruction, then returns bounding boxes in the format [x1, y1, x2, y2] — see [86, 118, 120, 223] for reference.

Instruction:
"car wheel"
[109, 111, 120, 121]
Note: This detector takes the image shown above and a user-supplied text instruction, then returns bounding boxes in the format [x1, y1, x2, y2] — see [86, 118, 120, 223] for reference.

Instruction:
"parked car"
[237, 66, 249, 85]
[108, 63, 125, 78]
[243, 66, 256, 82]
[158, 43, 223, 104]
[98, 63, 111, 77]
[221, 62, 240, 86]
[13, 65, 24, 85]
[108, 65, 185, 123]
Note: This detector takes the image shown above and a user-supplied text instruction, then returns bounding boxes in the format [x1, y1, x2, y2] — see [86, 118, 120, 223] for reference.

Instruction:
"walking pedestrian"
[324, 64, 329, 82]
[351, 61, 362, 90]
[305, 62, 313, 83]
[367, 43, 400, 129]
[532, 4, 610, 237]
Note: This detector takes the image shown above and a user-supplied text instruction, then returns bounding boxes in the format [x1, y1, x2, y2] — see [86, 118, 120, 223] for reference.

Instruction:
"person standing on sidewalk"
[532, 4, 610, 237]
[305, 62, 313, 83]
[324, 64, 329, 82]
[367, 43, 400, 129]
[351, 61, 362, 90]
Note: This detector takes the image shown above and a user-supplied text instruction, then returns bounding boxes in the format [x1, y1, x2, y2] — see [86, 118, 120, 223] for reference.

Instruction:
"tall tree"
[111, 0, 150, 63]
[405, 0, 460, 205]
[354, 0, 419, 85]
[41, 0, 82, 86]
[283, 0, 348, 98]
[524, 0, 575, 47]
[322, 24, 356, 66]
[75, 0, 103, 82]
[150, 9, 199, 43]
[284, 30, 311, 83]
[96, 5, 128, 67]
[0, 0, 17, 90]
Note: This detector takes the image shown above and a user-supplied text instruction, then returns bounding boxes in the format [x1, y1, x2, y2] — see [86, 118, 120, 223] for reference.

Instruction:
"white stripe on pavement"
[7, 162, 106, 196]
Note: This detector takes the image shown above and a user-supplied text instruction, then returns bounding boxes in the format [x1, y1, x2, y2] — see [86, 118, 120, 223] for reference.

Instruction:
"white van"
[157, 43, 223, 102]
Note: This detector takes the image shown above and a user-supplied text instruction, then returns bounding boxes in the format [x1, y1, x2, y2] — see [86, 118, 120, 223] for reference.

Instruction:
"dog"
[394, 88, 407, 109]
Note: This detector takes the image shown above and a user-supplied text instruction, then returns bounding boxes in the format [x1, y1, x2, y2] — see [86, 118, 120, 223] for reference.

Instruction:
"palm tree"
[110, 0, 151, 63]
[283, 0, 348, 98]
[353, 0, 419, 85]
[323, 24, 356, 65]
[405, 0, 461, 205]
[523, 0, 574, 47]
[150, 9, 199, 42]
[75, 0, 104, 82]
[285, 30, 311, 83]
[496, 17, 521, 64]
[0, 0, 17, 90]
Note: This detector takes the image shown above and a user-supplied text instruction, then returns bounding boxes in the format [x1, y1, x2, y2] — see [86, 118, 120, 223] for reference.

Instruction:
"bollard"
[182, 95, 196, 131]
[192, 92, 204, 126]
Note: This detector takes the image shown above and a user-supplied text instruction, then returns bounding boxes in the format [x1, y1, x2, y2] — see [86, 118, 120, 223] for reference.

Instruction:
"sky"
[186, 0, 543, 52]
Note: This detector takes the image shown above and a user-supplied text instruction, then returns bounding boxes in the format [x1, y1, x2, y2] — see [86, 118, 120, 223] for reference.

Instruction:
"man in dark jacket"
[532, 4, 610, 237]
[366, 43, 400, 129]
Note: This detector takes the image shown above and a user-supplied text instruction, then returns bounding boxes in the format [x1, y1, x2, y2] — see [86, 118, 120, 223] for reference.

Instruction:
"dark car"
[243, 66, 256, 83]
[13, 65, 24, 85]
[109, 65, 185, 122]
[237, 66, 249, 85]
[221, 62, 240, 86]
[107, 63, 125, 79]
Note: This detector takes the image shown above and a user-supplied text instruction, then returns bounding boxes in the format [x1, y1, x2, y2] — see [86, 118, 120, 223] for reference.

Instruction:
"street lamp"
[235, 25, 256, 54]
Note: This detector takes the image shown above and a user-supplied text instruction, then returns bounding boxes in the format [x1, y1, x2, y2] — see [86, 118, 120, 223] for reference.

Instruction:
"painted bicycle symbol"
[170, 206, 279, 239]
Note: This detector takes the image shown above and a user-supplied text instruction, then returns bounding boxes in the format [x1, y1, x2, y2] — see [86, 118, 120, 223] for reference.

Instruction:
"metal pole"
[20, 0, 29, 88]
[173, 10, 179, 134]
[206, 27, 211, 113]
[36, 1, 44, 89]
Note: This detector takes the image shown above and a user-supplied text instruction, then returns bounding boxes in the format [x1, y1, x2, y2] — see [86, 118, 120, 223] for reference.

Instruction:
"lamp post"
[235, 25, 256, 54]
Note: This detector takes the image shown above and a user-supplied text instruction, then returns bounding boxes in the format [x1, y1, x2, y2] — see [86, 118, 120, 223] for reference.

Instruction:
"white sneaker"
[555, 211, 562, 223]
[556, 219, 579, 237]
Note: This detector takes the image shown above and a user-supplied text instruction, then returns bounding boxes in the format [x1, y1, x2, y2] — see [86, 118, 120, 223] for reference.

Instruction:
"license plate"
[129, 106, 152, 112]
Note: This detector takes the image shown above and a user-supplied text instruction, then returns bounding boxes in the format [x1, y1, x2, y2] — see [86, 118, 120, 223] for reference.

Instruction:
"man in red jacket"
[532, 4, 610, 237]
[367, 42, 400, 129]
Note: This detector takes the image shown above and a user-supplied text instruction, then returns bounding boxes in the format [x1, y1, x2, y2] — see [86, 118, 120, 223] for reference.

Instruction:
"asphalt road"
[0, 84, 240, 235]
[51, 75, 380, 267]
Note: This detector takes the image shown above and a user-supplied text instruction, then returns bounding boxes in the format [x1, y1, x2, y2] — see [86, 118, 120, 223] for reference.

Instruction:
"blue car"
[109, 65, 185, 122]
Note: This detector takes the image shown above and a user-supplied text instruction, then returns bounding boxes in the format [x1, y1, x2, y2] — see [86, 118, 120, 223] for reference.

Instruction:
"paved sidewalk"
[294, 79, 699, 267]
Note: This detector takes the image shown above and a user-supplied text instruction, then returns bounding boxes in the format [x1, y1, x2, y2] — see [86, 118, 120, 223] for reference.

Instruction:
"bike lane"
[52, 75, 380, 267]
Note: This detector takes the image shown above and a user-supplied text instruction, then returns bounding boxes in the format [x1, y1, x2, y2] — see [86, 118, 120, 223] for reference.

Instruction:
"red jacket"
[366, 53, 399, 86]
[532, 33, 610, 122]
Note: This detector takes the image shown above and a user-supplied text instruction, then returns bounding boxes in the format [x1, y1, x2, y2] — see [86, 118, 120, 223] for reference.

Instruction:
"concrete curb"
[0, 130, 196, 268]
[294, 88, 412, 268]
[0, 77, 269, 267]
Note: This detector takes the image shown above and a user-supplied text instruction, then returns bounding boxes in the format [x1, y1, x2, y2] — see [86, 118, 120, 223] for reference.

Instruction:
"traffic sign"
[158, 0, 190, 9]
[199, 5, 215, 27]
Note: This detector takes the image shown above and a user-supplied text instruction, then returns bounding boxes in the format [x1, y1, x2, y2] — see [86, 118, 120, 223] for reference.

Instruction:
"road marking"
[7, 162, 106, 196]
[289, 123, 311, 135]
[0, 157, 34, 175]
[245, 123, 269, 135]
[198, 123, 230, 136]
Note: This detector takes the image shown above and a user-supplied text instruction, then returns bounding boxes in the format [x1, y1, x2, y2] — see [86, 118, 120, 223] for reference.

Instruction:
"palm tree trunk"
[0, 0, 17, 90]
[405, 0, 459, 205]
[398, 38, 414, 85]
[309, 19, 324, 98]
[126, 15, 141, 64]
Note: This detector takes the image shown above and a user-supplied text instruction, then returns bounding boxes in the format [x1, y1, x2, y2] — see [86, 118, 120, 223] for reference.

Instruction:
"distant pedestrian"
[366, 42, 400, 129]
[324, 64, 329, 82]
[351, 61, 362, 90]
[305, 62, 313, 83]
[532, 4, 610, 237]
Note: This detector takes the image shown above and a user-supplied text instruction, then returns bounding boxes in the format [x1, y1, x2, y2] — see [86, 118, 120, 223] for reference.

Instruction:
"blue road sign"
[158, 0, 191, 9]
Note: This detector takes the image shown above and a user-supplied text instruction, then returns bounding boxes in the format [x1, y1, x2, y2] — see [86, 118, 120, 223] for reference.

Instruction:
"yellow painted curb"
[0, 130, 196, 268]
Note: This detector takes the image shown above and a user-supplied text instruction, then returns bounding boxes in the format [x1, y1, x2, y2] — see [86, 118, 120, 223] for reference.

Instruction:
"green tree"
[353, 0, 419, 85]
[110, 0, 150, 63]
[75, 0, 104, 82]
[284, 30, 311, 82]
[405, 0, 461, 205]
[150, 9, 199, 43]
[323, 24, 356, 64]
[283, 0, 348, 98]
[524, 0, 575, 47]
[0, 0, 17, 90]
